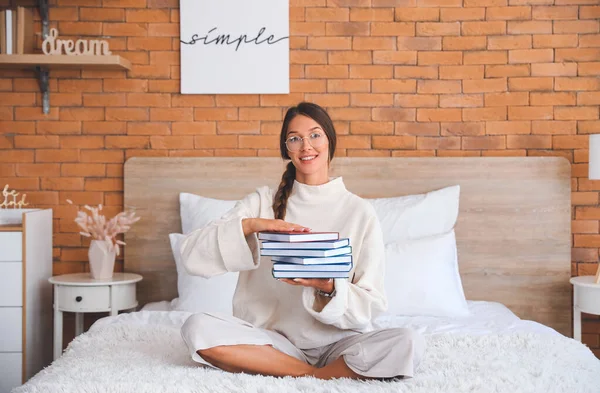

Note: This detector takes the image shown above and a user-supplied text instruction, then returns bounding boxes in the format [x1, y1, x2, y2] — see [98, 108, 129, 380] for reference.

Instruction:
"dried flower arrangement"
[66, 200, 140, 256]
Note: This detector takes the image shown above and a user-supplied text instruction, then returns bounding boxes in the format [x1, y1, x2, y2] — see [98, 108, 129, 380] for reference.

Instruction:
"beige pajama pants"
[181, 312, 426, 379]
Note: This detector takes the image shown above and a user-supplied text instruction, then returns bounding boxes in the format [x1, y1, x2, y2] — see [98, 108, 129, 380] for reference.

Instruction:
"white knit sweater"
[179, 177, 387, 349]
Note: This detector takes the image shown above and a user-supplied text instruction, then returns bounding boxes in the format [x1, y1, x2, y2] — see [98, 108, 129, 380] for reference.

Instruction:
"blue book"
[261, 238, 349, 250]
[258, 231, 338, 242]
[260, 246, 352, 258]
[273, 262, 352, 272]
[271, 255, 352, 265]
[272, 270, 351, 279]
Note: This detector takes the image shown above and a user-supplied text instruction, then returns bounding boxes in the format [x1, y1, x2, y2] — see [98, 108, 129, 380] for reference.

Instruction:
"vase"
[88, 240, 116, 279]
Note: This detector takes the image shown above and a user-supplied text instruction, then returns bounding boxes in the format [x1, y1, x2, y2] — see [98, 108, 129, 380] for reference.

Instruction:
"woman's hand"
[242, 218, 311, 237]
[279, 278, 335, 294]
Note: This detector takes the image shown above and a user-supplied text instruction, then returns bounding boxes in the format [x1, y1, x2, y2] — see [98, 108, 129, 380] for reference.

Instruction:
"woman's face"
[285, 114, 330, 184]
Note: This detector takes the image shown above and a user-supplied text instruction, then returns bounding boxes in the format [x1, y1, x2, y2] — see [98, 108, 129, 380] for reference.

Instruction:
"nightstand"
[48, 272, 143, 360]
[569, 276, 600, 342]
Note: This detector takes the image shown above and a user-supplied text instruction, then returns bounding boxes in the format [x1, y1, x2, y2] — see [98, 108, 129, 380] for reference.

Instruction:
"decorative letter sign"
[179, 0, 289, 94]
[0, 184, 28, 209]
[42, 28, 111, 56]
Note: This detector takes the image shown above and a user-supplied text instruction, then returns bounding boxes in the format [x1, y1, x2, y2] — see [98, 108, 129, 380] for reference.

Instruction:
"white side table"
[569, 275, 600, 342]
[48, 272, 143, 360]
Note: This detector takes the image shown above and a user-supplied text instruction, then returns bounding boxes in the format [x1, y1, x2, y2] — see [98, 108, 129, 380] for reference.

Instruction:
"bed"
[15, 157, 600, 393]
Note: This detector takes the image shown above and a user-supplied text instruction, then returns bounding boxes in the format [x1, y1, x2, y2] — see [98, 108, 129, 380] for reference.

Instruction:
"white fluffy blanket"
[16, 313, 600, 393]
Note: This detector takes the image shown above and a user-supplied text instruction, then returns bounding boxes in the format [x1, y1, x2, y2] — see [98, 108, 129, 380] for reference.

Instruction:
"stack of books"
[258, 231, 352, 279]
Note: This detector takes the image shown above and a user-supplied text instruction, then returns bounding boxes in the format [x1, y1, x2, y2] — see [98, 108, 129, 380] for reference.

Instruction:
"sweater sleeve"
[179, 191, 262, 278]
[301, 213, 388, 330]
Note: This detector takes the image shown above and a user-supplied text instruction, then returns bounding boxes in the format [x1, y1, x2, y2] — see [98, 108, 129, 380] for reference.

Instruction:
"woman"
[180, 102, 425, 380]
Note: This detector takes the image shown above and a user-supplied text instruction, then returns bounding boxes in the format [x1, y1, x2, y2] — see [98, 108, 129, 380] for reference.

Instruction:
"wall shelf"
[1, 0, 132, 114]
[0, 54, 132, 114]
[0, 54, 132, 70]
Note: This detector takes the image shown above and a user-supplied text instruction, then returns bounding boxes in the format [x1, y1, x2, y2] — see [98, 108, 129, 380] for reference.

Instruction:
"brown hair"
[272, 102, 337, 220]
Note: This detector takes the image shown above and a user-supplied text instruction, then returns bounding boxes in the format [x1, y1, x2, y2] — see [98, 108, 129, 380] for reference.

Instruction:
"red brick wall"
[1, 0, 599, 355]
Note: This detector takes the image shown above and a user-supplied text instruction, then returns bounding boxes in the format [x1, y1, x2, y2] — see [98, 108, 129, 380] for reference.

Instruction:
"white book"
[258, 231, 339, 242]
[271, 255, 352, 265]
[273, 262, 352, 272]
[261, 238, 349, 250]
[272, 270, 351, 279]
[5, 10, 12, 55]
[260, 246, 351, 258]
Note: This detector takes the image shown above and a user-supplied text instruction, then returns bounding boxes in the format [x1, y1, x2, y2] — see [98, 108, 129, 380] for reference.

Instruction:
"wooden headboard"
[124, 157, 572, 336]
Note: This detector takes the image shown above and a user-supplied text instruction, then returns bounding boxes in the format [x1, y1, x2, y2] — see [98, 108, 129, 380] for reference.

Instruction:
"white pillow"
[368, 185, 460, 244]
[169, 233, 239, 314]
[384, 230, 469, 317]
[181, 185, 460, 241]
[180, 193, 237, 234]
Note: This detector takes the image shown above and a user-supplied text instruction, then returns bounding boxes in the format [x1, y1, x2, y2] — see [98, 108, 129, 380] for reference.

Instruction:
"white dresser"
[0, 209, 53, 393]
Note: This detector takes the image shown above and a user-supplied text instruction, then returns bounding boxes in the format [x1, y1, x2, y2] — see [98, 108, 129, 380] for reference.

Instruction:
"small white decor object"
[67, 200, 140, 279]
[179, 0, 289, 94]
[42, 28, 111, 56]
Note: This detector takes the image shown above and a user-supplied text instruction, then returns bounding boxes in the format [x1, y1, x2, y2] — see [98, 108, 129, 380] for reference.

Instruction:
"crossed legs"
[197, 344, 363, 380]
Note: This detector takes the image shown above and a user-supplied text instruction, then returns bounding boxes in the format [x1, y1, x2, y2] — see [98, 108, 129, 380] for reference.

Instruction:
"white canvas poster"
[180, 0, 289, 94]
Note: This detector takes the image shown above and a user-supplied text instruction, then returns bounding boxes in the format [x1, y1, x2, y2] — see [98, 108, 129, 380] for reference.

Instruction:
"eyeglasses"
[285, 132, 327, 152]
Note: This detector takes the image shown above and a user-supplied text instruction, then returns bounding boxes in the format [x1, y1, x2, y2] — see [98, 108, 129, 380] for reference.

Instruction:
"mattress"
[15, 301, 600, 393]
